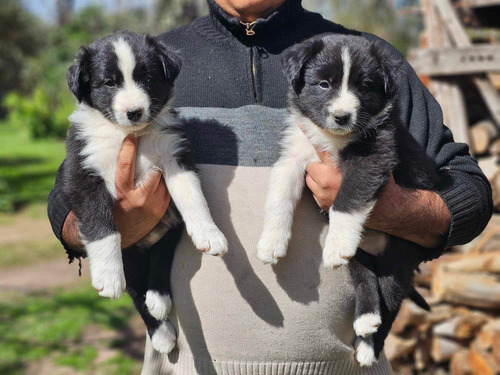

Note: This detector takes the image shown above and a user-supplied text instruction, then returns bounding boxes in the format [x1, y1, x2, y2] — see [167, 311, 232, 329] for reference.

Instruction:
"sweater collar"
[206, 0, 304, 45]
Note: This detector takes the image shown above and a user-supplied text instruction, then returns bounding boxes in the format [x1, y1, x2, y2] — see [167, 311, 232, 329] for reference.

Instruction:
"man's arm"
[48, 137, 171, 253]
[304, 39, 492, 253]
[305, 158, 450, 249]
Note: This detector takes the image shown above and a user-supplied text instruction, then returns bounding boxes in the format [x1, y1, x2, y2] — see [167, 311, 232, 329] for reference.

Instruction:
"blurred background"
[0, 0, 498, 374]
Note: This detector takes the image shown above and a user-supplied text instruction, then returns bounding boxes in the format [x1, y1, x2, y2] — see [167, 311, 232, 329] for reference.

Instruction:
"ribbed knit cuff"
[436, 171, 490, 250]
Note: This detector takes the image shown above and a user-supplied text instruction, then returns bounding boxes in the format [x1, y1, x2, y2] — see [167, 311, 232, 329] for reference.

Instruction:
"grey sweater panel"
[179, 106, 287, 167]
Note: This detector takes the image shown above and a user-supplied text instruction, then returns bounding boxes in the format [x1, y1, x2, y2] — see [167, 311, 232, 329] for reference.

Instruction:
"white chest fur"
[285, 112, 352, 164]
[70, 104, 170, 200]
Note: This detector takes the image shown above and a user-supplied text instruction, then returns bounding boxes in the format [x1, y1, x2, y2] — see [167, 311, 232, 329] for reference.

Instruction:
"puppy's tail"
[408, 286, 430, 312]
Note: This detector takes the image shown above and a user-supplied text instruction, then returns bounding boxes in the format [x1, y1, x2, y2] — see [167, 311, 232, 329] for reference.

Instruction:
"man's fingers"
[305, 162, 324, 182]
[305, 173, 319, 192]
[116, 136, 138, 190]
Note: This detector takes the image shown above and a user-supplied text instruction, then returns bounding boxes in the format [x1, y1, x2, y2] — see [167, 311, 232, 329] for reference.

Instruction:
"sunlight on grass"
[0, 285, 139, 375]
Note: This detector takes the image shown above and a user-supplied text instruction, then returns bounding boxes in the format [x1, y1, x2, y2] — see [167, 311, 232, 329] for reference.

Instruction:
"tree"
[0, 0, 45, 117]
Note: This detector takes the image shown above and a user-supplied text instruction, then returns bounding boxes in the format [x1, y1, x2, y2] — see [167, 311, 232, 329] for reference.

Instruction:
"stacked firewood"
[388, 241, 500, 374]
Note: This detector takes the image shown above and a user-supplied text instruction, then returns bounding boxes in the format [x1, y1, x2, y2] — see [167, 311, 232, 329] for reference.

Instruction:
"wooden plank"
[474, 76, 500, 126]
[424, 0, 472, 144]
[432, 0, 471, 46]
[432, 0, 500, 126]
[409, 45, 500, 76]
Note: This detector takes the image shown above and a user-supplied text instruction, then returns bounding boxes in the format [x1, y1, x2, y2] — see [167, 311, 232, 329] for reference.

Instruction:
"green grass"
[0, 285, 140, 375]
[0, 125, 65, 212]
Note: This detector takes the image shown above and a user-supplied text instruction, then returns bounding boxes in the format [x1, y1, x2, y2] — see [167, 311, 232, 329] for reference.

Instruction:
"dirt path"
[0, 257, 90, 293]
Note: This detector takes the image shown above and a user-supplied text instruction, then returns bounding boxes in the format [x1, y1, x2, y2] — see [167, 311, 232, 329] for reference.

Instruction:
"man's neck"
[214, 0, 287, 22]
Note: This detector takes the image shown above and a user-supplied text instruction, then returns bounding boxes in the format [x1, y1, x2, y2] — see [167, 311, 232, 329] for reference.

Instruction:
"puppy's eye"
[104, 79, 115, 87]
[145, 76, 152, 84]
[318, 81, 330, 90]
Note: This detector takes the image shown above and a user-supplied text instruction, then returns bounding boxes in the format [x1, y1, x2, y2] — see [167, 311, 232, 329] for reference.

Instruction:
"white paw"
[355, 340, 377, 367]
[90, 264, 126, 299]
[151, 320, 177, 354]
[322, 232, 358, 269]
[146, 290, 172, 321]
[354, 313, 381, 337]
[256, 231, 289, 264]
[323, 246, 348, 269]
[190, 225, 228, 257]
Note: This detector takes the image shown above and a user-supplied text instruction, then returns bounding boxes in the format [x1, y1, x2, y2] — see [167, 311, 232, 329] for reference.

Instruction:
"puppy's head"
[68, 31, 181, 129]
[283, 34, 402, 136]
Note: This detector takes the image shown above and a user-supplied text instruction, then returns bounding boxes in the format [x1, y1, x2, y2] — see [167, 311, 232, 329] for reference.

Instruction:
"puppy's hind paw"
[353, 313, 381, 337]
[146, 290, 172, 321]
[355, 340, 377, 367]
[151, 320, 177, 354]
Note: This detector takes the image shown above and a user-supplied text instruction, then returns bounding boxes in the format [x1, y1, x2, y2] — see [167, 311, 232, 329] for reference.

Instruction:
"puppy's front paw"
[91, 266, 126, 299]
[354, 313, 381, 337]
[355, 340, 377, 367]
[151, 320, 177, 354]
[146, 290, 172, 321]
[322, 231, 358, 268]
[191, 225, 228, 257]
[256, 231, 289, 264]
[322, 242, 348, 269]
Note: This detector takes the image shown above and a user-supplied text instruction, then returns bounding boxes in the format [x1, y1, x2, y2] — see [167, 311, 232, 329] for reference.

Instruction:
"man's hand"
[305, 146, 450, 249]
[113, 136, 171, 248]
[61, 136, 171, 251]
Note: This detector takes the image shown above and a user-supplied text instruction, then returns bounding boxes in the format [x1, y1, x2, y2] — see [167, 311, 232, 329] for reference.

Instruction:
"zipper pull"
[240, 21, 256, 36]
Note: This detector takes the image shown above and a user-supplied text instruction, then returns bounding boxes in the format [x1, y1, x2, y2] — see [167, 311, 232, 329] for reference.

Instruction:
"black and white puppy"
[257, 34, 436, 366]
[61, 31, 228, 353]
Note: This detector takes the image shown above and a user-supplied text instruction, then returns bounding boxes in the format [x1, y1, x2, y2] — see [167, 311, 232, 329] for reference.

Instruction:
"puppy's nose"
[333, 111, 351, 126]
[127, 108, 143, 122]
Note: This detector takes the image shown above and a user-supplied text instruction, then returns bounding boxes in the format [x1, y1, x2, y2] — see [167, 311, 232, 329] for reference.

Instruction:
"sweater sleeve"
[393, 45, 493, 255]
[47, 160, 86, 262]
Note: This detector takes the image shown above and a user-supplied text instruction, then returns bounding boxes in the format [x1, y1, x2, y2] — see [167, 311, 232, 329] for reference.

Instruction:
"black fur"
[283, 34, 439, 363]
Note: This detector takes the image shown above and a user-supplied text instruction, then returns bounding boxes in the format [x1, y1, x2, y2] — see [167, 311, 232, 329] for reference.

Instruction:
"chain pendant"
[240, 21, 256, 36]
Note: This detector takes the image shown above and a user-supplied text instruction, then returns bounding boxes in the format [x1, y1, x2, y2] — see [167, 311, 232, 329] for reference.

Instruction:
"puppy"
[61, 31, 228, 353]
[257, 34, 436, 366]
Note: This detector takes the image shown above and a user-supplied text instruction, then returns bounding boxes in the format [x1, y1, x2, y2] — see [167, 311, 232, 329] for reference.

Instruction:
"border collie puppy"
[61, 31, 228, 353]
[257, 34, 436, 366]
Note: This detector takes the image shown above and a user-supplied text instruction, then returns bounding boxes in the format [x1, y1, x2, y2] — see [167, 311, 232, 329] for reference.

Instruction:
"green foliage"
[3, 88, 74, 139]
[0, 0, 45, 115]
[0, 286, 137, 374]
[0, 123, 65, 212]
[1, 3, 152, 140]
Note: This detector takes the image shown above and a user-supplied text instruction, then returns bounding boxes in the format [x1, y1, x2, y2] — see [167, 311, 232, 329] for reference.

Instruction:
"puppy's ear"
[68, 46, 92, 103]
[371, 42, 403, 98]
[282, 37, 324, 94]
[146, 35, 182, 84]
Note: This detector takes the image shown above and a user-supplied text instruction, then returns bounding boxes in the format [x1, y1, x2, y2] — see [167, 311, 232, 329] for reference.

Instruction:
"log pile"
[388, 249, 500, 374]
[392, 0, 500, 372]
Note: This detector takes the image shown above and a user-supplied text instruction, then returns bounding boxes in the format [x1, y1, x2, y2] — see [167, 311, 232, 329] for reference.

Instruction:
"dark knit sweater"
[47, 1, 492, 373]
